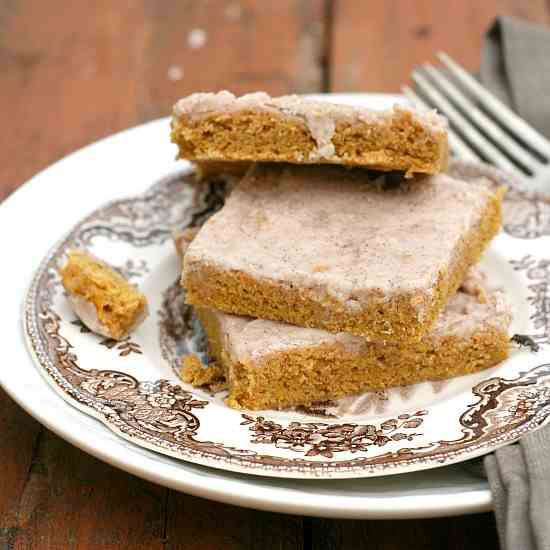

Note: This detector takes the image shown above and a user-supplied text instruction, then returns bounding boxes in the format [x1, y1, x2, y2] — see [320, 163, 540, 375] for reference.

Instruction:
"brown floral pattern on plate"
[241, 411, 426, 458]
[99, 337, 143, 356]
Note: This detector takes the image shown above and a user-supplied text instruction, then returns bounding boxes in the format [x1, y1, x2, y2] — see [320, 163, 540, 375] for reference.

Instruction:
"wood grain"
[330, 0, 550, 92]
[309, 513, 500, 549]
[0, 0, 326, 200]
[0, 426, 305, 550]
[142, 0, 327, 120]
[0, 393, 41, 549]
[165, 491, 303, 550]
[8, 430, 166, 549]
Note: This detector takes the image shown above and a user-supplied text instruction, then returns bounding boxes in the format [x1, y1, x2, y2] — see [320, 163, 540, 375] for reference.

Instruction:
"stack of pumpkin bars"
[171, 91, 511, 411]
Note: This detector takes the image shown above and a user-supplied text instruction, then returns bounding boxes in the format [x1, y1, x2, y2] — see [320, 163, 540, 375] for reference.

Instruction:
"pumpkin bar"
[182, 164, 505, 342]
[60, 250, 149, 340]
[185, 270, 511, 410]
[171, 91, 449, 176]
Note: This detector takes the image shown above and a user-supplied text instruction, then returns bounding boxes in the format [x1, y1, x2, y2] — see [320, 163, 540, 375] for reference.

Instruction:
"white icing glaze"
[205, 269, 512, 364]
[68, 294, 112, 338]
[173, 91, 447, 161]
[183, 164, 499, 313]
[305, 111, 335, 160]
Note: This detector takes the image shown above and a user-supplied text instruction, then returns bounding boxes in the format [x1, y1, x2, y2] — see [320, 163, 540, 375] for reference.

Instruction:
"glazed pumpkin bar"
[171, 91, 449, 176]
[184, 270, 511, 410]
[182, 164, 505, 342]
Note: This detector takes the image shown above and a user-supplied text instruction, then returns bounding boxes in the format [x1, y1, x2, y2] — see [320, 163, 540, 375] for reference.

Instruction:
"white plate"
[2, 93, 550, 518]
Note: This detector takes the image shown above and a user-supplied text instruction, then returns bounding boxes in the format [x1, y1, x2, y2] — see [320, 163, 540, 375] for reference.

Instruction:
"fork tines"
[404, 52, 550, 192]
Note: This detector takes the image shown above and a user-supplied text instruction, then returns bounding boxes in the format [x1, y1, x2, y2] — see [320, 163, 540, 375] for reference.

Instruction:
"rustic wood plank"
[1, 417, 303, 550]
[309, 513, 500, 550]
[0, 391, 42, 549]
[0, 0, 149, 200]
[9, 429, 167, 550]
[165, 490, 303, 550]
[0, 0, 326, 201]
[141, 0, 327, 120]
[330, 0, 550, 92]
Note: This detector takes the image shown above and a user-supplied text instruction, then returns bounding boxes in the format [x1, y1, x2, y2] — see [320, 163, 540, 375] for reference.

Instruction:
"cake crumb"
[181, 354, 225, 388]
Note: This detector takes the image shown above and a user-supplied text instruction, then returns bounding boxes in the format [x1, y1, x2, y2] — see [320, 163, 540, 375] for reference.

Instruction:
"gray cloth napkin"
[480, 16, 550, 550]
[481, 15, 550, 136]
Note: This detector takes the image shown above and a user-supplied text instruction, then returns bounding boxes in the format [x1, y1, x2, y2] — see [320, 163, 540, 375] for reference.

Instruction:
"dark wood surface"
[1, 2, 546, 548]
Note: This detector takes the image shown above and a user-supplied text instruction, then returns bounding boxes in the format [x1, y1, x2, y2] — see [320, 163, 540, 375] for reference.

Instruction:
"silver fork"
[403, 52, 550, 193]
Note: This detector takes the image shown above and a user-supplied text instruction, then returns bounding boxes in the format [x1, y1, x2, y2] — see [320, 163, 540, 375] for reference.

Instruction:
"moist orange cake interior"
[182, 269, 511, 410]
[171, 91, 449, 176]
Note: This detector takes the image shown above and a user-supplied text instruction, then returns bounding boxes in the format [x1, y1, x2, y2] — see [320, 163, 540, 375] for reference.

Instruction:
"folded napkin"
[480, 16, 550, 550]
[481, 16, 550, 137]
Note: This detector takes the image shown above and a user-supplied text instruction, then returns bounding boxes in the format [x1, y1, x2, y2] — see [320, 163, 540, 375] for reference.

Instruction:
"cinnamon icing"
[183, 164, 499, 313]
[173, 91, 447, 161]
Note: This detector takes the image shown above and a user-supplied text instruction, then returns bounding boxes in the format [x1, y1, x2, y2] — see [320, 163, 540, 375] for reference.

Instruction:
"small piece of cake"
[60, 250, 148, 340]
[171, 91, 449, 176]
[187, 270, 511, 410]
[180, 354, 226, 391]
[182, 164, 505, 342]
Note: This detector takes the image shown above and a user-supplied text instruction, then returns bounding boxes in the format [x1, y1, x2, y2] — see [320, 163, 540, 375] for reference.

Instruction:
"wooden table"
[2, 2, 548, 548]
